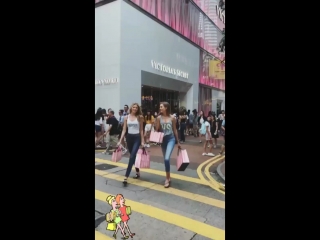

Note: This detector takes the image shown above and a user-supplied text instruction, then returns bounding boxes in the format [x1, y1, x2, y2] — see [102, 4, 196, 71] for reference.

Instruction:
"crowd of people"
[95, 103, 225, 188]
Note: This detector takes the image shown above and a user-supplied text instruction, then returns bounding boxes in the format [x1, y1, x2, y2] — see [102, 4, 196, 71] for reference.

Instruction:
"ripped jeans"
[161, 134, 176, 172]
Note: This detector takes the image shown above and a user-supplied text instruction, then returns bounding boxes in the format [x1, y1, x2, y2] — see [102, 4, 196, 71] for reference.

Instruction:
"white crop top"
[95, 117, 102, 126]
[127, 116, 140, 134]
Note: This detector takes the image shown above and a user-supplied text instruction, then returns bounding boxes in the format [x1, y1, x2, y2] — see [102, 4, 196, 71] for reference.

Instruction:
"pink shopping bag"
[150, 131, 163, 143]
[176, 149, 189, 171]
[135, 148, 150, 168]
[112, 146, 122, 162]
[150, 131, 164, 143]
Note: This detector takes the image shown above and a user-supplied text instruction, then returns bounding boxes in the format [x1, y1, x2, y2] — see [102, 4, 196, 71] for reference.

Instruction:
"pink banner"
[129, 0, 224, 61]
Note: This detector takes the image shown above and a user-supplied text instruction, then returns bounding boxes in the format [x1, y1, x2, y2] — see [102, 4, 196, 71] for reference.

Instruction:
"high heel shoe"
[123, 178, 128, 186]
[129, 233, 135, 238]
[133, 173, 140, 179]
[164, 179, 170, 188]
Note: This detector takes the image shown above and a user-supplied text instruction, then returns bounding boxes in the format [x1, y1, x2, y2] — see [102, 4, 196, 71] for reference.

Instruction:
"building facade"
[95, 0, 225, 115]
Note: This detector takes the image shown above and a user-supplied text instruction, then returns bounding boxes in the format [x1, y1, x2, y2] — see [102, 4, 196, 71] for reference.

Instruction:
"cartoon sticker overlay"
[106, 194, 134, 239]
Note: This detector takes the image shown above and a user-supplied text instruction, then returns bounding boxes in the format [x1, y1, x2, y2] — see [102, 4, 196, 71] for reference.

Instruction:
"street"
[95, 136, 225, 240]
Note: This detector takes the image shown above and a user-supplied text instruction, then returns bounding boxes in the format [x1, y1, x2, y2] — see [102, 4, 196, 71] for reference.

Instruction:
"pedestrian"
[198, 110, 206, 143]
[209, 112, 219, 148]
[95, 108, 103, 147]
[188, 110, 194, 135]
[192, 109, 199, 137]
[118, 103, 145, 185]
[118, 109, 127, 154]
[101, 109, 107, 143]
[217, 110, 225, 131]
[179, 111, 187, 143]
[144, 110, 154, 148]
[202, 116, 215, 156]
[103, 110, 120, 154]
[220, 115, 225, 155]
[155, 102, 181, 188]
[123, 105, 129, 116]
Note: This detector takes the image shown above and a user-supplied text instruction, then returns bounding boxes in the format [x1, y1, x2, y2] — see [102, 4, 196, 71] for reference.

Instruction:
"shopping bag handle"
[141, 147, 147, 155]
[177, 147, 185, 156]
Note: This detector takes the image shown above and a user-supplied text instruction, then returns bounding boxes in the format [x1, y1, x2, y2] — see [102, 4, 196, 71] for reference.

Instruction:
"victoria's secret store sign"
[151, 60, 189, 79]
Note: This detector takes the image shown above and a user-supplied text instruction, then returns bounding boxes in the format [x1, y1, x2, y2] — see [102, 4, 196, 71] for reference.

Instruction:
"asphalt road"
[95, 152, 225, 240]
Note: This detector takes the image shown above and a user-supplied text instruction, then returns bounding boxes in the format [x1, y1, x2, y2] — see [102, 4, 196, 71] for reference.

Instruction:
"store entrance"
[141, 85, 179, 114]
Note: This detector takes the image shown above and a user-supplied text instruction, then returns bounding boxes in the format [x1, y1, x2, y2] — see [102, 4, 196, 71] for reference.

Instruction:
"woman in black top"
[210, 113, 219, 148]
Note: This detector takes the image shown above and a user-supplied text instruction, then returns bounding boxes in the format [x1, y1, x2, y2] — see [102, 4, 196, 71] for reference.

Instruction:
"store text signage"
[151, 60, 189, 79]
[215, 5, 225, 24]
[95, 78, 119, 86]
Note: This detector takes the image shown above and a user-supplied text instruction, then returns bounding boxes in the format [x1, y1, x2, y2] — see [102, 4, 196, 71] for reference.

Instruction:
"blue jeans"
[161, 134, 176, 172]
[125, 133, 141, 177]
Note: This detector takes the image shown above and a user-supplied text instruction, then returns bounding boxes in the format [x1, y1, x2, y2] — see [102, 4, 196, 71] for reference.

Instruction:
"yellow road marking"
[95, 169, 225, 209]
[205, 159, 225, 190]
[95, 190, 224, 240]
[95, 158, 209, 186]
[197, 156, 225, 194]
[95, 230, 113, 240]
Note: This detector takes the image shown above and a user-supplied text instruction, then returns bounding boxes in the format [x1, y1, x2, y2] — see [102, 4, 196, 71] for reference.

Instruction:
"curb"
[217, 161, 225, 181]
[95, 214, 105, 228]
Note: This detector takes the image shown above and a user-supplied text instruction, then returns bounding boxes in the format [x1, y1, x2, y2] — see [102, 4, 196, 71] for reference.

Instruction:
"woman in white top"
[202, 116, 215, 156]
[95, 109, 103, 147]
[198, 110, 205, 143]
[218, 110, 225, 131]
[118, 103, 145, 185]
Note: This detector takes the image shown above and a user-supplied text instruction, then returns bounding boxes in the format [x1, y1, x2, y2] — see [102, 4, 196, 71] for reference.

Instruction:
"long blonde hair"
[129, 103, 142, 116]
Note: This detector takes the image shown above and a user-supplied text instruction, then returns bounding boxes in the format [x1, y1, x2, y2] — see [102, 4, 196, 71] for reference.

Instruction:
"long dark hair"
[145, 110, 152, 121]
[95, 109, 103, 121]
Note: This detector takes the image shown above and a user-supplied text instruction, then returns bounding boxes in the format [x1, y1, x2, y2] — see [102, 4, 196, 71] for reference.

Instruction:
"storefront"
[141, 85, 179, 114]
[95, 0, 200, 113]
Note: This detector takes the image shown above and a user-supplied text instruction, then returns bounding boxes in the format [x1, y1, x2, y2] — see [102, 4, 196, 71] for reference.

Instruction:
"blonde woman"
[118, 103, 145, 185]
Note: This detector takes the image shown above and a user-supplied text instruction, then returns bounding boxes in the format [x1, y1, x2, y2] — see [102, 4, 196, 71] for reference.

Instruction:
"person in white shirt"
[95, 109, 103, 147]
[118, 103, 145, 185]
[123, 105, 129, 116]
[218, 110, 225, 131]
[202, 116, 215, 156]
